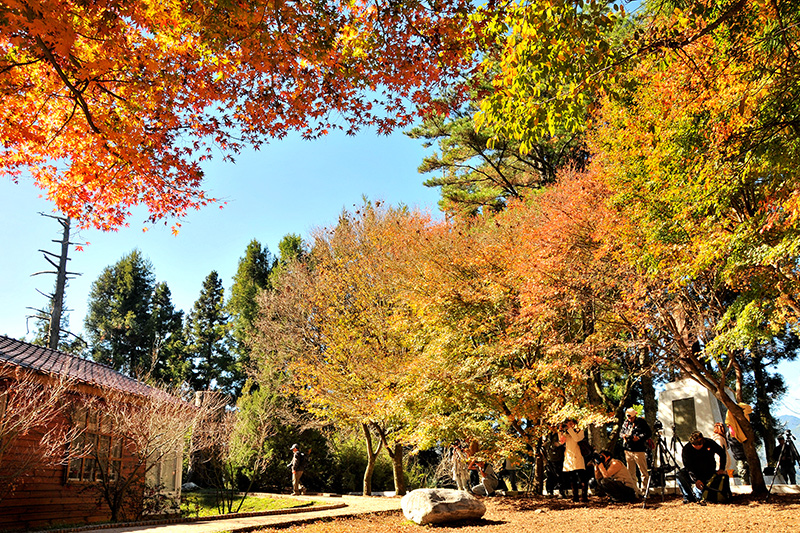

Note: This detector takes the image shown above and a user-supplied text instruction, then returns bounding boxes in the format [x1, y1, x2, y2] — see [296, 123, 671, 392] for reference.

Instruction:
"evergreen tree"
[227, 240, 275, 393]
[406, 89, 587, 217]
[270, 233, 307, 284]
[84, 250, 156, 374]
[277, 233, 306, 264]
[740, 331, 800, 462]
[186, 271, 234, 394]
[149, 282, 190, 386]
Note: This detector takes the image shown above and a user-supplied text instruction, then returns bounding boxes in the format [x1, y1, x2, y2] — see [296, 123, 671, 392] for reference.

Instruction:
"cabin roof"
[0, 335, 154, 396]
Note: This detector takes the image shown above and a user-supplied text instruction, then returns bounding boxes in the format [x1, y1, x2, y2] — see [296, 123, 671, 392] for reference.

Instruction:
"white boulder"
[401, 488, 486, 525]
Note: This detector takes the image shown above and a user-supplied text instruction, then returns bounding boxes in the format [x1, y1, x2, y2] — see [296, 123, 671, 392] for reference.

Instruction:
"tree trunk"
[751, 354, 778, 462]
[387, 442, 407, 496]
[534, 445, 544, 495]
[586, 371, 609, 450]
[362, 423, 382, 496]
[374, 425, 406, 496]
[719, 397, 766, 494]
[640, 350, 658, 430]
[48, 216, 71, 349]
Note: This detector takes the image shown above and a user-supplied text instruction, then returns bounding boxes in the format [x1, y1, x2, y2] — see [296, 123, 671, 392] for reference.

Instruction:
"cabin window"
[67, 407, 123, 482]
[147, 449, 181, 492]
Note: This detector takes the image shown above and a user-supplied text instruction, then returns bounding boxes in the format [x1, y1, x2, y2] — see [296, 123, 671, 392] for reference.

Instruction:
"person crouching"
[591, 449, 639, 503]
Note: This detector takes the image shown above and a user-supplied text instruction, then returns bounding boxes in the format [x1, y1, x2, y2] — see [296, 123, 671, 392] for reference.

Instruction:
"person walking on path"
[289, 443, 308, 495]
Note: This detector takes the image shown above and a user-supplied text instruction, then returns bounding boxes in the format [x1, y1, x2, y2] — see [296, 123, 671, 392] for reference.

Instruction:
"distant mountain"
[777, 415, 800, 436]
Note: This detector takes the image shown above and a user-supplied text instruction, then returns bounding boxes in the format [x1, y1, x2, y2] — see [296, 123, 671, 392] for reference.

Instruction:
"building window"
[147, 450, 180, 492]
[67, 407, 122, 482]
[0, 389, 6, 421]
[673, 397, 697, 443]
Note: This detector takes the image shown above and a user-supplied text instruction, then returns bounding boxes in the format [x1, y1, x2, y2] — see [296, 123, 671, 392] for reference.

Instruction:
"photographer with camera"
[467, 458, 499, 496]
[773, 433, 799, 484]
[591, 449, 638, 503]
[559, 418, 589, 503]
[620, 408, 652, 496]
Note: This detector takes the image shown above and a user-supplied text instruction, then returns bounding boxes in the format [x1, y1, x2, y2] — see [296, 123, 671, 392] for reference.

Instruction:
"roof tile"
[0, 335, 154, 396]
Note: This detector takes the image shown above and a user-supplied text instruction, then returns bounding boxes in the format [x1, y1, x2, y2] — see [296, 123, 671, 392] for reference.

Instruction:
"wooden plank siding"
[0, 393, 141, 530]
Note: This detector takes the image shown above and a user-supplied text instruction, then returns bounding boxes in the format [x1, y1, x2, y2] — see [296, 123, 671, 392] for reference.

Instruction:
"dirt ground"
[253, 493, 800, 533]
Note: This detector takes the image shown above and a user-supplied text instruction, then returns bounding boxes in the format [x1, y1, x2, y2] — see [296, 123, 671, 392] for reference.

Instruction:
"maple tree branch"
[0, 57, 43, 75]
[46, 101, 81, 147]
[25, 5, 102, 136]
[641, 0, 749, 54]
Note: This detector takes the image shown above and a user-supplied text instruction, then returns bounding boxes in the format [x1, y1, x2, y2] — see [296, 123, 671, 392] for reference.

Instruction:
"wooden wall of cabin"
[0, 410, 140, 530]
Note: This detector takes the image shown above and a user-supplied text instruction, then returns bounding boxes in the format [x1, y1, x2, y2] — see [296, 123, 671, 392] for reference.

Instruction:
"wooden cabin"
[0, 335, 183, 530]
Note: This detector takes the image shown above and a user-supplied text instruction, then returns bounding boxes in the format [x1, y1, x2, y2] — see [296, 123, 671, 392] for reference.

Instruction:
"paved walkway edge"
[32, 502, 349, 533]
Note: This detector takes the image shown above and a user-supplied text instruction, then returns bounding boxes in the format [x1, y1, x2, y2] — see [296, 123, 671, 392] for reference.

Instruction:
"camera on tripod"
[653, 420, 663, 432]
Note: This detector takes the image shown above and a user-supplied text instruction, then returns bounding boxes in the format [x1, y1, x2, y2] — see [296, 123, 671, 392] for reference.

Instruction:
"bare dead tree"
[27, 213, 82, 349]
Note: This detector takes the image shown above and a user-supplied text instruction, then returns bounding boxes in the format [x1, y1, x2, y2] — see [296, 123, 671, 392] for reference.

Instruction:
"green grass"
[181, 491, 315, 518]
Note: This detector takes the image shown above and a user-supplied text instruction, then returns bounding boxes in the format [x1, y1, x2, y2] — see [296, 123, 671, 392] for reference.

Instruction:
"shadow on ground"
[492, 491, 800, 513]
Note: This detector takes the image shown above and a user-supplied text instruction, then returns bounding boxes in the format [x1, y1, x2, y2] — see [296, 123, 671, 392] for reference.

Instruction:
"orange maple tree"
[1, 0, 483, 230]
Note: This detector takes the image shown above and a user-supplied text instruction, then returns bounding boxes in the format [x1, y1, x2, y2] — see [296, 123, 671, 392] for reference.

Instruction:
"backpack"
[294, 451, 308, 471]
[701, 473, 731, 503]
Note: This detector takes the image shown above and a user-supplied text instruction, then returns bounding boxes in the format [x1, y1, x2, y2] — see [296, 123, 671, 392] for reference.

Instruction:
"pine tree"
[149, 282, 190, 386]
[227, 240, 275, 395]
[186, 271, 234, 394]
[84, 250, 156, 374]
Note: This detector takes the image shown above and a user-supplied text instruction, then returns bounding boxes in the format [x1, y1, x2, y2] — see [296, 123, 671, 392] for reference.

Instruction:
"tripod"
[642, 427, 680, 508]
[766, 430, 800, 499]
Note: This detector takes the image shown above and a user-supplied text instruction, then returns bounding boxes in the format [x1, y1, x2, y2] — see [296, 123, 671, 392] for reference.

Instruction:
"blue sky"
[1, 129, 441, 342]
[1, 129, 799, 418]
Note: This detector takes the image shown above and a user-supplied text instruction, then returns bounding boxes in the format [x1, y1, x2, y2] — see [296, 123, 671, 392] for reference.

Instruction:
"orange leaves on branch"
[1, 1, 483, 230]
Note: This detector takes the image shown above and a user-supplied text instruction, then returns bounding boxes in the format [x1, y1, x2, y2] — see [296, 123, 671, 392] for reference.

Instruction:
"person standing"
[467, 439, 481, 488]
[498, 455, 519, 492]
[711, 423, 728, 452]
[727, 429, 750, 485]
[725, 403, 753, 484]
[773, 435, 799, 484]
[620, 408, 652, 495]
[451, 441, 471, 491]
[288, 443, 307, 496]
[711, 422, 733, 474]
[559, 418, 588, 503]
[544, 428, 566, 497]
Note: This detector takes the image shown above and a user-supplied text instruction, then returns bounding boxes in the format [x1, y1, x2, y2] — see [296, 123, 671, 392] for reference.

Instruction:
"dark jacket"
[773, 440, 799, 466]
[621, 416, 652, 452]
[545, 432, 566, 462]
[291, 450, 307, 471]
[682, 437, 726, 483]
[728, 436, 747, 461]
